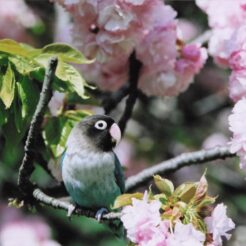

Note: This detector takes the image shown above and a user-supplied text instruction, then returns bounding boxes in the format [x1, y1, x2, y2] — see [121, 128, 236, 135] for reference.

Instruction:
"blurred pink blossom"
[0, 0, 39, 43]
[166, 222, 205, 246]
[0, 205, 60, 246]
[48, 91, 66, 116]
[54, 4, 73, 44]
[121, 192, 164, 245]
[229, 98, 246, 170]
[114, 139, 134, 167]
[205, 203, 235, 246]
[202, 133, 228, 149]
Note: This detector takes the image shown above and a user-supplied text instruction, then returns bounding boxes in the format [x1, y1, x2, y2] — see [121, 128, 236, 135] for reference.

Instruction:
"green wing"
[113, 153, 125, 194]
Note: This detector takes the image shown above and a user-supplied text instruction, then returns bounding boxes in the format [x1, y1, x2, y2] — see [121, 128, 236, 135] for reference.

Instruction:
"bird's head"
[75, 115, 121, 152]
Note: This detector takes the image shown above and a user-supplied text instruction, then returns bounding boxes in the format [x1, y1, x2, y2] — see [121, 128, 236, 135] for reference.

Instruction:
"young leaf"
[15, 76, 39, 128]
[43, 116, 70, 158]
[41, 43, 93, 64]
[112, 193, 144, 209]
[154, 175, 174, 196]
[0, 39, 34, 57]
[193, 174, 208, 205]
[174, 182, 197, 203]
[8, 55, 41, 75]
[56, 61, 88, 99]
[0, 63, 15, 108]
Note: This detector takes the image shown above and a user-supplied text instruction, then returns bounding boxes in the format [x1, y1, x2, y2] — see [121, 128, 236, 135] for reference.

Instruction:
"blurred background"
[0, 0, 246, 245]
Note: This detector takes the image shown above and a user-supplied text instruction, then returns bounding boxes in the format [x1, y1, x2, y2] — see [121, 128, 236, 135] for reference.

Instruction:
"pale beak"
[109, 123, 121, 146]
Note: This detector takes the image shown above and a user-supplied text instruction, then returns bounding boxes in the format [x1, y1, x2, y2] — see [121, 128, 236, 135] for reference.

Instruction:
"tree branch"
[33, 188, 121, 220]
[118, 52, 142, 135]
[125, 145, 236, 192]
[18, 57, 58, 196]
[16, 57, 121, 221]
[103, 85, 130, 115]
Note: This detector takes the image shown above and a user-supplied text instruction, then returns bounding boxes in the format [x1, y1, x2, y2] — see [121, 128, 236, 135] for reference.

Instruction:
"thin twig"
[118, 52, 142, 134]
[103, 85, 130, 114]
[125, 145, 235, 191]
[33, 188, 121, 220]
[18, 57, 58, 195]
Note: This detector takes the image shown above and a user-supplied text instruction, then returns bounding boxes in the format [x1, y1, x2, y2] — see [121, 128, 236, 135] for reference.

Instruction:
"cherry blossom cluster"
[115, 175, 235, 246]
[195, 0, 246, 171]
[195, 0, 246, 102]
[0, 0, 39, 43]
[54, 0, 207, 96]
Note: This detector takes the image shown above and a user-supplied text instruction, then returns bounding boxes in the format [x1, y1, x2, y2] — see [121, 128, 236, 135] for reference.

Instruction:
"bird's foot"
[95, 208, 108, 222]
[67, 204, 76, 219]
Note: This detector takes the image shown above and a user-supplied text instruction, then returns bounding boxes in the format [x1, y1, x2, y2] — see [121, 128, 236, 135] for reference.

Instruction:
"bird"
[61, 115, 125, 219]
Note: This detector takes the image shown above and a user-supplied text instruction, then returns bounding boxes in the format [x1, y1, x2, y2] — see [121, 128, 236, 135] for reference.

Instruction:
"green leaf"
[8, 55, 41, 75]
[16, 76, 39, 122]
[56, 61, 88, 99]
[2, 111, 26, 147]
[154, 194, 168, 204]
[112, 193, 144, 209]
[0, 63, 15, 108]
[0, 39, 38, 57]
[43, 117, 70, 158]
[41, 43, 93, 64]
[197, 195, 216, 209]
[154, 175, 174, 196]
[0, 100, 8, 126]
[64, 110, 90, 121]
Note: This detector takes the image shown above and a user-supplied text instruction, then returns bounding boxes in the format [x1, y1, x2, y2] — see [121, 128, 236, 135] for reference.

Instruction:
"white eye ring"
[94, 120, 107, 130]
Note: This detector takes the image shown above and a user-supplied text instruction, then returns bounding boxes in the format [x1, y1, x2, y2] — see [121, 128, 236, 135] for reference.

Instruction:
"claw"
[67, 204, 76, 219]
[95, 208, 108, 222]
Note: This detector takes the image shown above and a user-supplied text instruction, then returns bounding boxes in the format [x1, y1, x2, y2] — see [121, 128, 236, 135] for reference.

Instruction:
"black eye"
[94, 120, 107, 130]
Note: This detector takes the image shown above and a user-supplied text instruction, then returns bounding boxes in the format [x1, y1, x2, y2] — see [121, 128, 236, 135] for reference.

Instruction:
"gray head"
[69, 115, 121, 152]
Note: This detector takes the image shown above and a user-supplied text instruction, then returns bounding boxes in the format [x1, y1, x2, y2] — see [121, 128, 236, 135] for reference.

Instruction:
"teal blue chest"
[62, 150, 121, 208]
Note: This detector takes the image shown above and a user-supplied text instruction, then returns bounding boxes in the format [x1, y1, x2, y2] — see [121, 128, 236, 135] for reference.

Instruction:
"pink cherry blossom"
[205, 203, 235, 246]
[143, 221, 170, 246]
[229, 70, 246, 102]
[208, 28, 233, 67]
[166, 222, 205, 246]
[121, 192, 163, 244]
[139, 44, 207, 97]
[195, 0, 246, 67]
[229, 98, 246, 170]
[55, 0, 207, 95]
[195, 0, 246, 29]
[226, 25, 246, 61]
